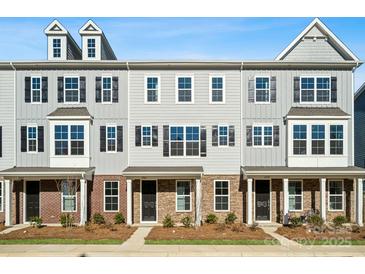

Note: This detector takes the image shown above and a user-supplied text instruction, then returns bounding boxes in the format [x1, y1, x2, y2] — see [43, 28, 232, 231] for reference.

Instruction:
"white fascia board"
[44, 19, 68, 35]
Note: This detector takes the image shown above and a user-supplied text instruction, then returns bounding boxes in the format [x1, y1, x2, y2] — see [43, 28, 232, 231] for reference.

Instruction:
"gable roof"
[355, 82, 365, 101]
[79, 19, 103, 35]
[275, 18, 360, 62]
[44, 19, 68, 35]
[47, 107, 92, 119]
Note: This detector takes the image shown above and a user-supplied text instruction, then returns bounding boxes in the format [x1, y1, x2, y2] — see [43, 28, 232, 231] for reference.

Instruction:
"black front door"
[141, 180, 157, 222]
[26, 181, 40, 221]
[255, 180, 270, 221]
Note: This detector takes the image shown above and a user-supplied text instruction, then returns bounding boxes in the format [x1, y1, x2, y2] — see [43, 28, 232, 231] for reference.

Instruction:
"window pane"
[330, 181, 342, 195]
[215, 196, 228, 211]
[178, 77, 192, 102]
[186, 142, 199, 156]
[212, 77, 223, 102]
[171, 142, 184, 156]
[301, 77, 315, 102]
[177, 181, 190, 195]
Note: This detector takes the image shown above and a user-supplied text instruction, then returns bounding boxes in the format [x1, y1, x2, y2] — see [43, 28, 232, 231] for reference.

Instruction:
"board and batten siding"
[15, 70, 128, 175]
[241, 69, 353, 167]
[129, 70, 241, 175]
[0, 70, 15, 170]
[355, 92, 365, 168]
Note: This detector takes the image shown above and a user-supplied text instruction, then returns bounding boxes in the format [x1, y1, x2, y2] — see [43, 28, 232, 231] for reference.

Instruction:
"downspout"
[240, 62, 243, 171]
[126, 61, 130, 168]
[10, 62, 16, 168]
[351, 61, 360, 166]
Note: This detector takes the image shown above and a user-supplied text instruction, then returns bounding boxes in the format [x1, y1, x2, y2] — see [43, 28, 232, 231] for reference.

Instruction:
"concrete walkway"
[0, 224, 30, 235]
[261, 226, 302, 249]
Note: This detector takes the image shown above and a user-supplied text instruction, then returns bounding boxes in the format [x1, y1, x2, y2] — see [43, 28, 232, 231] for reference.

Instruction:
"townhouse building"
[0, 18, 364, 227]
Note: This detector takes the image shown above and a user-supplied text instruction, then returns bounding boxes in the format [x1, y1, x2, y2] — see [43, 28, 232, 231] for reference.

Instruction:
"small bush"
[60, 213, 74, 228]
[225, 212, 238, 225]
[307, 214, 324, 227]
[114, 213, 125, 224]
[30, 216, 43, 228]
[181, 216, 193, 228]
[289, 216, 303, 227]
[333, 215, 347, 228]
[92, 213, 106, 225]
[205, 213, 218, 224]
[162, 214, 175, 228]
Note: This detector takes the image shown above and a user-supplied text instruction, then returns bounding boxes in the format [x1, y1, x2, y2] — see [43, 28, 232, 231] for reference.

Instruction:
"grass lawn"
[145, 239, 279, 245]
[0, 238, 123, 245]
[296, 239, 365, 245]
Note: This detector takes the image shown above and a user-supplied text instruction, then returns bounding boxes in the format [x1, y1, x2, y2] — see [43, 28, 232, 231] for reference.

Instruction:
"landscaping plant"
[181, 216, 193, 228]
[225, 212, 238, 225]
[289, 216, 303, 227]
[30, 216, 43, 228]
[332, 215, 347, 228]
[60, 213, 75, 228]
[162, 214, 175, 228]
[93, 213, 106, 225]
[114, 213, 125, 224]
[205, 213, 218, 224]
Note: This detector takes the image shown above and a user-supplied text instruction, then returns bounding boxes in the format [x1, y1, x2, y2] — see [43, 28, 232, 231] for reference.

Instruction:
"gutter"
[10, 62, 16, 169]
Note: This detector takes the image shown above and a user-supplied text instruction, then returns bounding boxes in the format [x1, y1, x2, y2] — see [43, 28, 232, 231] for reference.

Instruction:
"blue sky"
[0, 17, 364, 90]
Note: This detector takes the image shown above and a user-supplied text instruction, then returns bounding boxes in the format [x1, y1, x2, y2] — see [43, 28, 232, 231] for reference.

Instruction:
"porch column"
[127, 179, 132, 225]
[320, 178, 326, 221]
[356, 178, 363, 226]
[195, 179, 202, 226]
[247, 178, 253, 225]
[4, 179, 13, 226]
[283, 178, 289, 225]
[80, 178, 87, 225]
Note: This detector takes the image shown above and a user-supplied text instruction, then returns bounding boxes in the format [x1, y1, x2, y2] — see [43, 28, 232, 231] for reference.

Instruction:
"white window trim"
[87, 38, 96, 59]
[252, 124, 273, 148]
[330, 125, 344, 155]
[101, 76, 113, 104]
[293, 124, 307, 155]
[31, 76, 42, 104]
[214, 180, 230, 212]
[254, 76, 271, 104]
[103, 181, 120, 212]
[175, 180, 192, 212]
[64, 76, 80, 104]
[144, 75, 161, 104]
[0, 181, 3, 212]
[106, 125, 117, 153]
[328, 180, 345, 212]
[218, 125, 229, 147]
[27, 124, 38, 154]
[311, 124, 326, 155]
[169, 125, 200, 158]
[209, 74, 225, 104]
[54, 124, 85, 157]
[299, 76, 331, 104]
[53, 38, 61, 58]
[141, 125, 152, 148]
[288, 180, 303, 212]
[175, 75, 195, 104]
[61, 182, 77, 213]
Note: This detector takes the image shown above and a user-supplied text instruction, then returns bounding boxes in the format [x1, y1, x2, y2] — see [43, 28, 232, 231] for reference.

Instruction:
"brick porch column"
[4, 179, 13, 226]
[356, 178, 363, 226]
[320, 178, 326, 221]
[127, 179, 132, 225]
[247, 178, 253, 225]
[283, 178, 289, 225]
[195, 179, 202, 226]
[80, 178, 87, 225]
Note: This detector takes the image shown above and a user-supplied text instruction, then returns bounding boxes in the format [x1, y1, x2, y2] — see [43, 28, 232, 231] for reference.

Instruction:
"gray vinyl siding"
[241, 69, 353, 167]
[66, 39, 81, 60]
[355, 92, 365, 168]
[0, 70, 15, 170]
[15, 70, 128, 174]
[129, 70, 241, 174]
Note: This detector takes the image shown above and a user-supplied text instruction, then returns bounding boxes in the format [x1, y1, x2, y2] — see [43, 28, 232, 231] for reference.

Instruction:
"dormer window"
[53, 38, 61, 58]
[87, 38, 96, 58]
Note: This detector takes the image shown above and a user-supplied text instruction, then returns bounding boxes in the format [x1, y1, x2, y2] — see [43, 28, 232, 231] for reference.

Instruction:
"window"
[218, 126, 228, 146]
[293, 125, 307, 155]
[104, 181, 119, 212]
[329, 180, 343, 211]
[53, 38, 61, 58]
[27, 126, 37, 152]
[288, 181, 303, 211]
[215, 180, 229, 211]
[177, 77, 193, 103]
[62, 180, 77, 212]
[87, 38, 96, 58]
[170, 126, 184, 156]
[210, 76, 224, 103]
[185, 126, 199, 156]
[311, 125, 325, 155]
[70, 125, 84, 155]
[31, 77, 41, 103]
[64, 77, 79, 103]
[300, 77, 331, 103]
[255, 77, 270, 103]
[102, 77, 112, 103]
[106, 126, 116, 152]
[330, 125, 343, 155]
[170, 126, 200, 157]
[176, 181, 191, 212]
[55, 125, 68, 155]
[253, 125, 273, 147]
[142, 126, 152, 147]
[146, 77, 159, 103]
[0, 181, 3, 212]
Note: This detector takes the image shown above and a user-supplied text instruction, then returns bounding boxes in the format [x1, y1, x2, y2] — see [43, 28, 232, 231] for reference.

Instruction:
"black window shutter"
[331, 77, 337, 103]
[100, 126, 106, 152]
[112, 77, 119, 103]
[200, 126, 207, 157]
[294, 77, 300, 103]
[163, 125, 169, 157]
[117, 126, 123, 152]
[57, 77, 64, 103]
[21, 126, 27, 152]
[135, 126, 141, 147]
[248, 76, 255, 103]
[25, 77, 31, 103]
[273, 125, 280, 147]
[0, 126, 2, 157]
[80, 76, 86, 103]
[152, 126, 158, 147]
[246, 126, 252, 147]
[95, 77, 102, 103]
[38, 126, 44, 152]
[229, 125, 235, 146]
[212, 125, 218, 146]
[270, 76, 277, 103]
[42, 77, 48, 103]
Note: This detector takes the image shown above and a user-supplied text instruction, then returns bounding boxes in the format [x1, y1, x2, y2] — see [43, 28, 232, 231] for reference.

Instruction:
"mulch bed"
[0, 224, 137, 241]
[145, 224, 274, 241]
[0, 225, 6, 232]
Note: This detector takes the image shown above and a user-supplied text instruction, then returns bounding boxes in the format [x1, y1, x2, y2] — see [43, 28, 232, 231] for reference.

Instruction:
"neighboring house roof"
[123, 166, 204, 177]
[355, 82, 365, 101]
[286, 107, 350, 118]
[47, 107, 92, 119]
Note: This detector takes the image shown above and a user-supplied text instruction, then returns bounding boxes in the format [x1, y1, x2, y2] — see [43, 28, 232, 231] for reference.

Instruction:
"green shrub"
[205, 213, 218, 224]
[162, 214, 175, 228]
[181, 216, 193, 228]
[225, 212, 237, 225]
[60, 213, 74, 228]
[114, 213, 125, 224]
[92, 213, 106, 225]
[307, 214, 324, 227]
[289, 216, 303, 227]
[30, 216, 43, 228]
[333, 215, 347, 228]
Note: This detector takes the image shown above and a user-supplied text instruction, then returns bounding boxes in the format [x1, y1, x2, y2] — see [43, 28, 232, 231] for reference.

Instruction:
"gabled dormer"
[44, 19, 82, 61]
[79, 20, 117, 61]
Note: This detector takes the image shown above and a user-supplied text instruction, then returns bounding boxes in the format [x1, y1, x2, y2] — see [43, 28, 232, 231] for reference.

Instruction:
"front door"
[26, 181, 40, 222]
[255, 180, 270, 221]
[141, 180, 157, 222]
